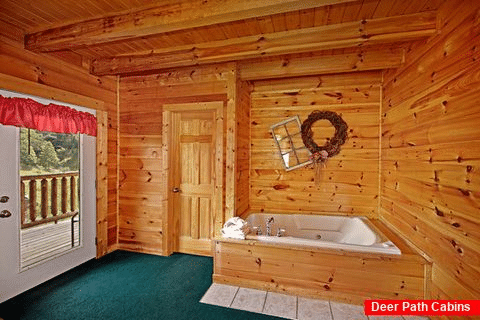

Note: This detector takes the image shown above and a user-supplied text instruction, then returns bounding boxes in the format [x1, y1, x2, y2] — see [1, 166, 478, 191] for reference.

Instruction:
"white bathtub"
[245, 213, 401, 255]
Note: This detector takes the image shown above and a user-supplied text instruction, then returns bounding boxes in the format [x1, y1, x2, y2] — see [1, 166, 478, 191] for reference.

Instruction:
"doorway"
[162, 102, 224, 256]
[0, 90, 96, 303]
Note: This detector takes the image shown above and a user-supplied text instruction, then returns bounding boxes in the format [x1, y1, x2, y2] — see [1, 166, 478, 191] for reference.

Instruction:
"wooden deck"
[21, 219, 80, 268]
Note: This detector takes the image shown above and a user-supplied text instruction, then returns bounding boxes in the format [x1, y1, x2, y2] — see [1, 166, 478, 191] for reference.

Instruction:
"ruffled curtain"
[0, 95, 96, 136]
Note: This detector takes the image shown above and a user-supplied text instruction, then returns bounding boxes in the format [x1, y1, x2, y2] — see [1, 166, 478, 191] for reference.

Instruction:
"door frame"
[161, 101, 224, 256]
[0, 76, 109, 258]
[0, 114, 97, 304]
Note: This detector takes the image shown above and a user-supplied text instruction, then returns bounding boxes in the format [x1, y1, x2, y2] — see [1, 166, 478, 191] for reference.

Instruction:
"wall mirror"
[270, 116, 312, 171]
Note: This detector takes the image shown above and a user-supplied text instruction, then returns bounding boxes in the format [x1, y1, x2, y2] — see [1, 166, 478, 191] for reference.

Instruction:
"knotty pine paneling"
[2, 0, 444, 60]
[380, 0, 480, 300]
[0, 37, 118, 255]
[118, 78, 165, 254]
[118, 64, 235, 255]
[214, 219, 430, 304]
[250, 72, 382, 217]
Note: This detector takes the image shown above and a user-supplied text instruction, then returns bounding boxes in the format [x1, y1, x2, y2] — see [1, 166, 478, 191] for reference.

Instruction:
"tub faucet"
[252, 226, 262, 235]
[266, 217, 274, 236]
[276, 228, 286, 237]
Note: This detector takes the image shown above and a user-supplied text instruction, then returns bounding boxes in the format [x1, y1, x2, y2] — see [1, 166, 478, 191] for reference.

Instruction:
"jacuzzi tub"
[245, 213, 401, 255]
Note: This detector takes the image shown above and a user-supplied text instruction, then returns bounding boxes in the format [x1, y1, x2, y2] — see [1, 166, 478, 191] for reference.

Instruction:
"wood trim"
[238, 47, 405, 80]
[171, 112, 181, 253]
[25, 0, 355, 52]
[161, 110, 172, 255]
[116, 244, 163, 256]
[91, 12, 436, 76]
[115, 75, 120, 249]
[377, 75, 383, 218]
[0, 73, 105, 111]
[161, 101, 224, 255]
[214, 101, 225, 238]
[163, 102, 224, 112]
[96, 111, 108, 258]
[235, 79, 251, 217]
[225, 67, 237, 221]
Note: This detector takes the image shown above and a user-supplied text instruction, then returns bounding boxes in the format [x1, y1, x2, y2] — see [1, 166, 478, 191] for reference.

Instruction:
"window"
[271, 116, 312, 171]
[20, 128, 81, 268]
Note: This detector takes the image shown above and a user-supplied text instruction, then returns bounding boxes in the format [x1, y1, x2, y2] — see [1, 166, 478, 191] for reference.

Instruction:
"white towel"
[221, 217, 249, 239]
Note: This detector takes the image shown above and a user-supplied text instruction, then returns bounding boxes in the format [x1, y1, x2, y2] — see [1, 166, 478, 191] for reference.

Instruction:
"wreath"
[301, 110, 348, 165]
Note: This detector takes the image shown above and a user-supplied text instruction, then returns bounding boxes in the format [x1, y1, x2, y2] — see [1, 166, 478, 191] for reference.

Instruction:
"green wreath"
[301, 111, 348, 161]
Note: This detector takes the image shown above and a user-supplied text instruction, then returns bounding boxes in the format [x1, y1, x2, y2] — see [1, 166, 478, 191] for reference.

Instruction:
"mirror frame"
[270, 116, 312, 171]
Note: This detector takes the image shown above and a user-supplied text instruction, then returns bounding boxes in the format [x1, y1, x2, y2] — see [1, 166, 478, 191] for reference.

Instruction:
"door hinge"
[95, 237, 98, 246]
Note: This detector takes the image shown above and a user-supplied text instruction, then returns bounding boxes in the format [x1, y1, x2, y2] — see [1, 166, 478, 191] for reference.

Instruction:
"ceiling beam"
[90, 12, 435, 76]
[237, 47, 405, 80]
[25, 0, 355, 52]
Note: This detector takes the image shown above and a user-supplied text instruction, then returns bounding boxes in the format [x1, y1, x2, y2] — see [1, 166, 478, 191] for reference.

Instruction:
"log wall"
[0, 36, 118, 255]
[4, 3, 479, 305]
[380, 0, 480, 302]
[118, 63, 238, 255]
[250, 72, 383, 217]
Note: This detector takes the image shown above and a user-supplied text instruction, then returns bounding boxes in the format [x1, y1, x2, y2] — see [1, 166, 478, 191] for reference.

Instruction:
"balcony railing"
[20, 172, 79, 229]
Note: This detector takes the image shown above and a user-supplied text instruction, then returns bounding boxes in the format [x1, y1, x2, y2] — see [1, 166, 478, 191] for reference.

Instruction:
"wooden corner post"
[96, 110, 108, 258]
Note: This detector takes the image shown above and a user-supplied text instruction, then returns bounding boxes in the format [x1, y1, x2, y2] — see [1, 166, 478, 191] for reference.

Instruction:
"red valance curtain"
[0, 95, 96, 136]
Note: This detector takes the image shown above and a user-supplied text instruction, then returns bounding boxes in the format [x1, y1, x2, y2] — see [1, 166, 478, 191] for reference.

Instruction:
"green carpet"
[0, 251, 281, 320]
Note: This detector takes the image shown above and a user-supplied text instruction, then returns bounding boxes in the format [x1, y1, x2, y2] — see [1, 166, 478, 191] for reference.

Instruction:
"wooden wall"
[380, 0, 480, 302]
[249, 72, 382, 217]
[118, 63, 240, 255]
[0, 36, 118, 254]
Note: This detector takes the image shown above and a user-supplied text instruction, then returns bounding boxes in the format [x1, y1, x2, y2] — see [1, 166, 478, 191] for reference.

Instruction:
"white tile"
[230, 287, 267, 313]
[200, 283, 239, 307]
[297, 297, 333, 320]
[262, 292, 297, 319]
[330, 301, 368, 320]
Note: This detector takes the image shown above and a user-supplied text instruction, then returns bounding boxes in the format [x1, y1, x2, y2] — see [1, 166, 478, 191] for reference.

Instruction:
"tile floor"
[200, 283, 430, 320]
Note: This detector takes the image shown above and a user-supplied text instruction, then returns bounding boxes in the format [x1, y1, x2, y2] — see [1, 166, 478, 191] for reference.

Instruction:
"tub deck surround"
[245, 213, 401, 255]
[213, 217, 431, 305]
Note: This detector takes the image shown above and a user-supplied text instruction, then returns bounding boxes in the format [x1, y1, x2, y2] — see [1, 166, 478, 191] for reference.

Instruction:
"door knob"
[0, 196, 9, 203]
[0, 210, 12, 218]
[172, 187, 181, 193]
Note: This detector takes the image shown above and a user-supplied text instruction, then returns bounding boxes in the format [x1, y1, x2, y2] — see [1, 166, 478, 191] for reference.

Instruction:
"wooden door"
[163, 102, 223, 256]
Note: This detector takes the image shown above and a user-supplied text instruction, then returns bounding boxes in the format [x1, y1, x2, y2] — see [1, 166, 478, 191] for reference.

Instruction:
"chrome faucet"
[252, 225, 262, 235]
[265, 217, 274, 236]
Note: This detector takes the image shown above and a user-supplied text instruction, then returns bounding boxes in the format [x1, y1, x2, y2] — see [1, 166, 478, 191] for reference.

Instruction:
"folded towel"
[221, 217, 249, 239]
[223, 217, 247, 229]
[221, 229, 247, 240]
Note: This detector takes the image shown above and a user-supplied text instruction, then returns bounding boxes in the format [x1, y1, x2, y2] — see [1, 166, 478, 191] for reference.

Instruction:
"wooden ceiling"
[0, 0, 445, 76]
